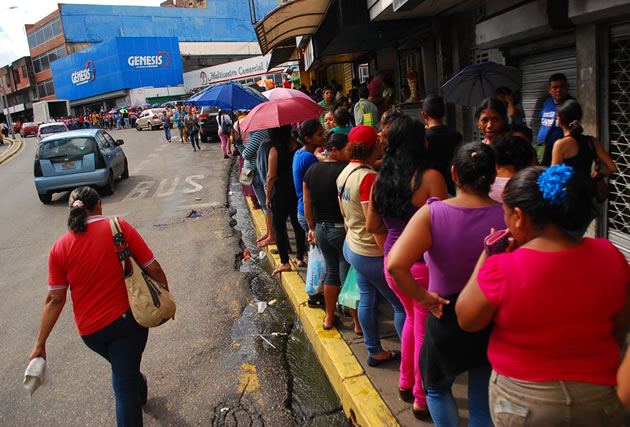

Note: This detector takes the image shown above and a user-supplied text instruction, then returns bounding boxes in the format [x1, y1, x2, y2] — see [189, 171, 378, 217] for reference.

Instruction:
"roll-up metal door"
[608, 22, 630, 259]
[517, 48, 577, 140]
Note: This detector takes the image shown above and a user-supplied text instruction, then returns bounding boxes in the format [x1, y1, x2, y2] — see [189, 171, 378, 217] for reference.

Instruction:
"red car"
[20, 122, 39, 138]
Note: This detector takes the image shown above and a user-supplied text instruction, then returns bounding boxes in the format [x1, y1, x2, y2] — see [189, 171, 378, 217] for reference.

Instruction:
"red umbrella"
[240, 98, 325, 133]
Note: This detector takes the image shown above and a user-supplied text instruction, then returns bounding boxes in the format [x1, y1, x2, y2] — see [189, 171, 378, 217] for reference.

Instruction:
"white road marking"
[182, 175, 204, 193]
[155, 177, 180, 197]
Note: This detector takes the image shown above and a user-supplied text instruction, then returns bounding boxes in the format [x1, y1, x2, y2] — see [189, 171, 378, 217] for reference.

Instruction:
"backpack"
[220, 115, 232, 135]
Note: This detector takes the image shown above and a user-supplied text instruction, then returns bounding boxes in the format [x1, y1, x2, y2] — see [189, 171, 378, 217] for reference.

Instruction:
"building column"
[576, 24, 599, 136]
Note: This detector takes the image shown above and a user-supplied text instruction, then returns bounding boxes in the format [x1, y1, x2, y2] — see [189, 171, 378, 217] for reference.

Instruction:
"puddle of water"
[228, 167, 350, 426]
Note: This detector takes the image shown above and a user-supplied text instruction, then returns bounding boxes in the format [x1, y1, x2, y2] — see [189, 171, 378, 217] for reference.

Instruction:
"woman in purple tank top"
[387, 142, 505, 427]
[367, 115, 448, 419]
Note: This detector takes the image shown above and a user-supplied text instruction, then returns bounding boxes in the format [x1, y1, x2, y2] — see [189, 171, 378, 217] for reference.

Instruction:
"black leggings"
[270, 194, 305, 264]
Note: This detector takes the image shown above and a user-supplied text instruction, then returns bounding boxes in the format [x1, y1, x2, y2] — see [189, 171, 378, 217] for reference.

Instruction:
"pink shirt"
[478, 238, 630, 385]
[49, 216, 154, 336]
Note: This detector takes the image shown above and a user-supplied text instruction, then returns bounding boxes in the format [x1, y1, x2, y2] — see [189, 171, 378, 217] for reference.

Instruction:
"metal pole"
[0, 85, 14, 139]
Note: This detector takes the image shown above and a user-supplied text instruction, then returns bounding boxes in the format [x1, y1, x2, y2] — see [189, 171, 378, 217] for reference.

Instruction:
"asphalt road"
[0, 128, 307, 426]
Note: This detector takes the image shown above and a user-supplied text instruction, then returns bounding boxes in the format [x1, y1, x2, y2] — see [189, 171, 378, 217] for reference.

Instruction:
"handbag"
[239, 167, 254, 185]
[587, 136, 609, 203]
[110, 217, 176, 328]
[359, 101, 374, 128]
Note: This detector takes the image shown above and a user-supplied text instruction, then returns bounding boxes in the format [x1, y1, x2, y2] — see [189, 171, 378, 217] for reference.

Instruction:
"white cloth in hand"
[24, 357, 50, 396]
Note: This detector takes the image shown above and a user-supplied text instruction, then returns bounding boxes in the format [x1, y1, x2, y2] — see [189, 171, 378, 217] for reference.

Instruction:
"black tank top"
[563, 135, 595, 180]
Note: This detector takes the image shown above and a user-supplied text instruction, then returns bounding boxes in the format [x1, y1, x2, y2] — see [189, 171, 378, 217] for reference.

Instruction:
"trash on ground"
[257, 301, 267, 313]
[195, 197, 202, 201]
[259, 335, 277, 349]
[228, 191, 233, 196]
[186, 210, 203, 219]
[242, 249, 251, 260]
[220, 407, 230, 413]
[268, 299, 277, 306]
[258, 251, 266, 259]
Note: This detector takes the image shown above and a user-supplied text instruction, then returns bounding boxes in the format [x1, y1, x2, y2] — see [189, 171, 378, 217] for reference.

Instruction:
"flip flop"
[366, 350, 401, 367]
[323, 315, 339, 330]
[271, 264, 292, 276]
[291, 258, 306, 268]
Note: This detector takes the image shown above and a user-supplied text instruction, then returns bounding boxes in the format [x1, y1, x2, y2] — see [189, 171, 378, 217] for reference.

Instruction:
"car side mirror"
[115, 139, 124, 146]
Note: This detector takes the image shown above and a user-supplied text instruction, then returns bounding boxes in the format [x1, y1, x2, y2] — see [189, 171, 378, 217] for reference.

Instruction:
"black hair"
[68, 186, 100, 233]
[492, 135, 536, 170]
[423, 95, 445, 119]
[453, 141, 496, 194]
[325, 131, 348, 152]
[337, 96, 349, 107]
[298, 119, 322, 141]
[495, 86, 512, 96]
[358, 87, 370, 99]
[557, 99, 583, 137]
[322, 86, 333, 93]
[373, 114, 430, 218]
[475, 97, 508, 126]
[270, 125, 293, 153]
[333, 108, 352, 127]
[510, 124, 533, 144]
[548, 73, 568, 85]
[503, 166, 595, 232]
[352, 78, 360, 87]
[381, 110, 403, 127]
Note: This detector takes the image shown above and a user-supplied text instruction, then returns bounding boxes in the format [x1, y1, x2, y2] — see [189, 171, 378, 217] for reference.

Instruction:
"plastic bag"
[337, 266, 360, 310]
[305, 244, 326, 295]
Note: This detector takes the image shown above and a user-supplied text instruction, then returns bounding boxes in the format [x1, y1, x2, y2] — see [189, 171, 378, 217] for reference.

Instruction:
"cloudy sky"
[0, 0, 163, 66]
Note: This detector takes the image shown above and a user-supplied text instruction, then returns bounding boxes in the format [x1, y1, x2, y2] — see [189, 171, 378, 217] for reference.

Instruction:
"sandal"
[366, 350, 401, 367]
[271, 264, 292, 276]
[399, 388, 413, 402]
[292, 258, 306, 268]
[412, 405, 431, 420]
[323, 315, 339, 330]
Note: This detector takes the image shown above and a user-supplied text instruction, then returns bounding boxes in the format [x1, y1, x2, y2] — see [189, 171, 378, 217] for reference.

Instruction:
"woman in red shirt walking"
[29, 186, 168, 427]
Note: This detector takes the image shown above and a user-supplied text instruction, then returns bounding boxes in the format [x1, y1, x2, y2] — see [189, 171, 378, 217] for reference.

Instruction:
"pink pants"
[384, 257, 429, 406]
[218, 131, 229, 155]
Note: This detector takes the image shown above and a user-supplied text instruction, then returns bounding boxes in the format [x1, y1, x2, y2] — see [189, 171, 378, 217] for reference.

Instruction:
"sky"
[0, 0, 163, 66]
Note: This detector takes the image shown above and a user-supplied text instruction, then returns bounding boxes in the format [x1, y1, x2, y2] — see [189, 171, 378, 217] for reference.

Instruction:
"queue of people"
[27, 69, 629, 427]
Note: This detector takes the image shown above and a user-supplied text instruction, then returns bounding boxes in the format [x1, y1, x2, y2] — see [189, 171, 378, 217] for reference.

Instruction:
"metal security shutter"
[517, 48, 577, 140]
[608, 23, 630, 259]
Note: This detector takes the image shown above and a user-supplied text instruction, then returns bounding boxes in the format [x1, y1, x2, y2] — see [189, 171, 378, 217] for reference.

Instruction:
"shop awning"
[253, 0, 332, 55]
[267, 40, 298, 71]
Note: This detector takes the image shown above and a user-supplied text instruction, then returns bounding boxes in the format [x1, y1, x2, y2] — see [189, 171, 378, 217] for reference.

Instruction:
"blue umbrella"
[441, 61, 522, 107]
[186, 81, 268, 111]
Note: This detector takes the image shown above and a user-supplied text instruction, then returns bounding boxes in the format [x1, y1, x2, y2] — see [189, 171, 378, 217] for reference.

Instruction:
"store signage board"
[304, 37, 315, 71]
[183, 53, 288, 91]
[52, 37, 183, 102]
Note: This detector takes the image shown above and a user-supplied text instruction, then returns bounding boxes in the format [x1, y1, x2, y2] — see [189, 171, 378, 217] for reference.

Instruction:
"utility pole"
[0, 78, 15, 139]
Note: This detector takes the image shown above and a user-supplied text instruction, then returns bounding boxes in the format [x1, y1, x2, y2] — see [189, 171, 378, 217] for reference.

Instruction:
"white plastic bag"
[305, 244, 326, 295]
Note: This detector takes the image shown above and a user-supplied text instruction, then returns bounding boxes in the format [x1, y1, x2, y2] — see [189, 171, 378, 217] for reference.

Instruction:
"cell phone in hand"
[484, 229, 514, 256]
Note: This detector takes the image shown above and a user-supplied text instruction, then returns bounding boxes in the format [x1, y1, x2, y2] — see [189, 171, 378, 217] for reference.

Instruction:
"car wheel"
[102, 171, 115, 195]
[121, 158, 129, 179]
[201, 134, 208, 143]
[38, 193, 52, 204]
[136, 124, 141, 131]
[149, 123, 155, 131]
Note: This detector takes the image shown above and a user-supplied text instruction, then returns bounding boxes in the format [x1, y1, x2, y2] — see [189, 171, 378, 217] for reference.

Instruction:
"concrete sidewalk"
[245, 198, 472, 426]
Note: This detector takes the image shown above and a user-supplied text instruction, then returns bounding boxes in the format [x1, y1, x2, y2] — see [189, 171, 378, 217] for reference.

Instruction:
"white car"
[38, 122, 69, 142]
[136, 108, 172, 131]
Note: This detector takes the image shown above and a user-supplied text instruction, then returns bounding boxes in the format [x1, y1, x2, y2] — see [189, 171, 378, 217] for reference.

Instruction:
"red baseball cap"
[348, 125, 378, 148]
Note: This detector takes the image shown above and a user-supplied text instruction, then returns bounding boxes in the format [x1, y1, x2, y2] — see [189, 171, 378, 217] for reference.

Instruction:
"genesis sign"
[127, 51, 171, 69]
[71, 61, 95, 86]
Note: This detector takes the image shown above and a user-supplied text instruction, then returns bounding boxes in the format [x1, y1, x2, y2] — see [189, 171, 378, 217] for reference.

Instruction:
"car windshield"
[40, 124, 66, 134]
[38, 137, 96, 160]
[24, 122, 37, 127]
[201, 107, 218, 114]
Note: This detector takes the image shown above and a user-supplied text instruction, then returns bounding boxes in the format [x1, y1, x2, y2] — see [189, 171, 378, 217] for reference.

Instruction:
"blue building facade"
[51, 37, 183, 102]
[59, 2, 277, 43]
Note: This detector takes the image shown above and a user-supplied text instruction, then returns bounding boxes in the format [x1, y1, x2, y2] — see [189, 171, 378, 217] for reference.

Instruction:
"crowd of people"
[227, 71, 629, 426]
[27, 69, 629, 427]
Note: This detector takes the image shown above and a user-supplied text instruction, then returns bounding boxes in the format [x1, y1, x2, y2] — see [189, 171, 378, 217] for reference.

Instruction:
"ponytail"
[67, 186, 100, 233]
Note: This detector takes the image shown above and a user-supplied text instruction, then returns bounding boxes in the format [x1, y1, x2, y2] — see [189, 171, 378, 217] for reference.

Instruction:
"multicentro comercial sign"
[52, 37, 183, 102]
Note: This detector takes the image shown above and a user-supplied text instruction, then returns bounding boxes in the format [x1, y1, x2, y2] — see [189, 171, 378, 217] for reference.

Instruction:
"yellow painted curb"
[0, 137, 24, 165]
[245, 198, 398, 427]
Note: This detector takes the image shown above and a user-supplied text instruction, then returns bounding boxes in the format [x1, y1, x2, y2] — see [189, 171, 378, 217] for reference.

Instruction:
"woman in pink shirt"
[457, 165, 630, 426]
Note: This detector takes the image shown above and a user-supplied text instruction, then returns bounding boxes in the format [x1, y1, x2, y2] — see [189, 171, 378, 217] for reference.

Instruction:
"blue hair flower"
[537, 164, 575, 206]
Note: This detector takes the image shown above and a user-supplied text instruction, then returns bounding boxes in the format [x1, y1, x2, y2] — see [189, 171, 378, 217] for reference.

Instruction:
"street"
[0, 129, 346, 426]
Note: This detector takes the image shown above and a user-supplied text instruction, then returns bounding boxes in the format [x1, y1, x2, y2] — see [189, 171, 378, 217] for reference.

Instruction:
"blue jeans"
[343, 240, 405, 355]
[124, 118, 130, 128]
[315, 223, 349, 286]
[252, 172, 269, 215]
[163, 126, 171, 141]
[82, 309, 148, 427]
[189, 131, 200, 148]
[426, 364, 493, 427]
[297, 212, 308, 233]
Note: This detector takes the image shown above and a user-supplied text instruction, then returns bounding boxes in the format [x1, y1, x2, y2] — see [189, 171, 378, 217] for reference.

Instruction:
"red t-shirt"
[478, 238, 630, 385]
[48, 216, 154, 336]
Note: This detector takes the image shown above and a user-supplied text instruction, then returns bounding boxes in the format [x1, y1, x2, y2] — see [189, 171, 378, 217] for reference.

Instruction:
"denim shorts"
[315, 222, 348, 286]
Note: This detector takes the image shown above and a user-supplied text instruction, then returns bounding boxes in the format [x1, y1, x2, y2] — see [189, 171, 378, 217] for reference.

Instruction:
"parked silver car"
[135, 108, 171, 131]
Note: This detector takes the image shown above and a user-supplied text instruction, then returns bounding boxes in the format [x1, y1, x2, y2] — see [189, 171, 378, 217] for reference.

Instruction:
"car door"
[101, 131, 124, 175]
[95, 131, 116, 171]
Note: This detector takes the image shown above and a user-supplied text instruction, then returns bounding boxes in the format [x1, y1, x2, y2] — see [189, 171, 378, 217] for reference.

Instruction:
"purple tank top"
[382, 204, 419, 257]
[425, 198, 505, 296]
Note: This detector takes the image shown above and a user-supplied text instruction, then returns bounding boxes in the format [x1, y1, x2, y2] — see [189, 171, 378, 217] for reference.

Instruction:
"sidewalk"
[245, 198, 472, 426]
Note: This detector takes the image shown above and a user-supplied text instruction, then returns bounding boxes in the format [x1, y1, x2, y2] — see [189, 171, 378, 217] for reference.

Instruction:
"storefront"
[183, 54, 297, 93]
[51, 37, 184, 114]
